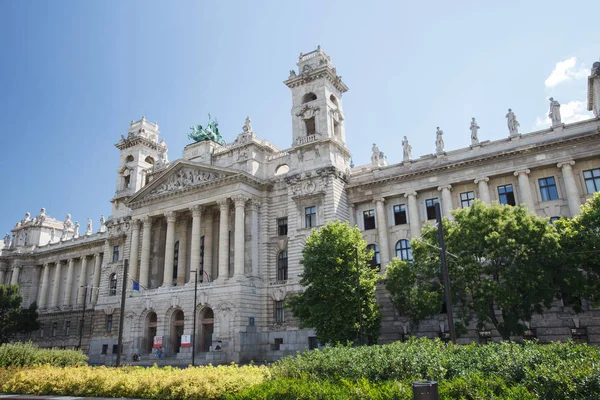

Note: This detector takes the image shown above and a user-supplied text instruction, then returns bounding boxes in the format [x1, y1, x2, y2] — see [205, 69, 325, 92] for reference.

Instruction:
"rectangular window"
[273, 338, 284, 351]
[583, 168, 600, 194]
[39, 323, 44, 338]
[498, 184, 516, 206]
[52, 322, 57, 337]
[308, 336, 319, 350]
[101, 344, 108, 355]
[274, 300, 285, 324]
[199, 236, 205, 283]
[112, 245, 120, 263]
[106, 315, 113, 333]
[173, 241, 179, 280]
[277, 217, 288, 236]
[425, 198, 439, 220]
[305, 206, 317, 228]
[460, 191, 475, 208]
[393, 204, 407, 225]
[363, 210, 376, 230]
[539, 177, 559, 201]
[65, 321, 70, 337]
[305, 117, 316, 136]
[112, 344, 119, 354]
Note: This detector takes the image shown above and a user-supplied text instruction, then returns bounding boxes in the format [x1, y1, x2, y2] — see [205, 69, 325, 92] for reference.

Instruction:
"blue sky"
[0, 0, 597, 234]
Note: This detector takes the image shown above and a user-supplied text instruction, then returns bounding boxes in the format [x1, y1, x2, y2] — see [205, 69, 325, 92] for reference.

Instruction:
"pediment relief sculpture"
[149, 167, 225, 196]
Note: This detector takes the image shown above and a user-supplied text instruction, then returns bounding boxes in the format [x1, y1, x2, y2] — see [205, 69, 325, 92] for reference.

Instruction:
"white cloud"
[544, 57, 588, 88]
[535, 100, 592, 129]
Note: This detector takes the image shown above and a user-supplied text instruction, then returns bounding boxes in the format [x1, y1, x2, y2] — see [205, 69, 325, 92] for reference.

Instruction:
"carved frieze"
[150, 168, 224, 196]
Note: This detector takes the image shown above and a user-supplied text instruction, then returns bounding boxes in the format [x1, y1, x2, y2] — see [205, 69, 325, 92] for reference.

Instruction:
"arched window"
[275, 164, 290, 176]
[109, 273, 117, 296]
[395, 239, 413, 262]
[144, 156, 155, 165]
[329, 94, 339, 107]
[302, 92, 317, 104]
[277, 250, 288, 281]
[125, 155, 134, 163]
[549, 216, 560, 224]
[367, 244, 380, 270]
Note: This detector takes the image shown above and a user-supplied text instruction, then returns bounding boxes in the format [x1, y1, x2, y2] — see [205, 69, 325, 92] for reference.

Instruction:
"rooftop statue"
[188, 114, 226, 145]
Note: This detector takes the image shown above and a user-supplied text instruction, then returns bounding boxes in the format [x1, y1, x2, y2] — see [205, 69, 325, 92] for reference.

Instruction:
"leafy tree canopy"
[0, 284, 40, 344]
[385, 200, 563, 340]
[287, 221, 382, 344]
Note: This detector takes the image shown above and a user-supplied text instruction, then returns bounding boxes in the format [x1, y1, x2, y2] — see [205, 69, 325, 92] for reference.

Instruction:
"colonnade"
[129, 196, 260, 289]
[361, 161, 583, 269]
[36, 253, 103, 309]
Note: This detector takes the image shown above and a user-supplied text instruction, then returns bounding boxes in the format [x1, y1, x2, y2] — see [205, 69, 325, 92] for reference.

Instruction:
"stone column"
[203, 210, 214, 281]
[404, 192, 421, 239]
[178, 217, 189, 285]
[558, 161, 581, 217]
[514, 169, 534, 210]
[77, 256, 89, 306]
[140, 216, 152, 289]
[217, 198, 230, 280]
[129, 219, 141, 287]
[162, 211, 177, 287]
[349, 203, 356, 226]
[38, 263, 50, 308]
[10, 266, 21, 285]
[233, 196, 248, 277]
[50, 261, 63, 309]
[0, 268, 4, 285]
[474, 177, 491, 204]
[438, 185, 454, 220]
[189, 205, 203, 281]
[249, 200, 260, 276]
[374, 198, 390, 268]
[63, 258, 75, 307]
[91, 253, 102, 305]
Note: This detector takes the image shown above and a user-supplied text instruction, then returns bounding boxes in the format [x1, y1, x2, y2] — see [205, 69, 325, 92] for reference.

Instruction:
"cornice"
[347, 129, 599, 190]
[115, 136, 162, 151]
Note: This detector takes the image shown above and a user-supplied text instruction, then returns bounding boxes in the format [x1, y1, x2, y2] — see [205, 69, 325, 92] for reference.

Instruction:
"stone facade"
[2, 49, 600, 364]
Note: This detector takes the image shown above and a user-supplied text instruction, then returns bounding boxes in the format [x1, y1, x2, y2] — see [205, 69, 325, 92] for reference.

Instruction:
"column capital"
[141, 215, 151, 224]
[403, 191, 417, 198]
[373, 197, 386, 204]
[165, 211, 177, 223]
[474, 177, 489, 184]
[217, 198, 230, 209]
[94, 253, 102, 259]
[249, 199, 261, 211]
[557, 160, 575, 169]
[202, 208, 217, 221]
[67, 258, 75, 264]
[438, 185, 452, 191]
[131, 218, 141, 228]
[190, 204, 203, 217]
[43, 262, 50, 268]
[514, 169, 531, 176]
[233, 195, 249, 207]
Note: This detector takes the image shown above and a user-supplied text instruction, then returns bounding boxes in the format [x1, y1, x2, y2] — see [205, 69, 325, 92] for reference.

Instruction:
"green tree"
[385, 200, 563, 340]
[287, 221, 382, 344]
[0, 284, 40, 344]
[557, 192, 600, 306]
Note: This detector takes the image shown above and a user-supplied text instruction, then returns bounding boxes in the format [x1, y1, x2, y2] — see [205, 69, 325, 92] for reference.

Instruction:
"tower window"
[302, 92, 317, 104]
[125, 155, 134, 162]
[305, 117, 316, 136]
[144, 156, 155, 165]
[329, 94, 339, 106]
[123, 174, 131, 189]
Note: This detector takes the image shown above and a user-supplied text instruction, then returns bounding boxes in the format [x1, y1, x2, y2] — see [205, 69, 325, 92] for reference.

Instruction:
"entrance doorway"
[145, 312, 157, 354]
[171, 310, 184, 354]
[198, 307, 214, 352]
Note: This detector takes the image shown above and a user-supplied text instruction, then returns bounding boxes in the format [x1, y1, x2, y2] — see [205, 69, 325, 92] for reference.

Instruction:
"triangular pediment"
[127, 160, 240, 204]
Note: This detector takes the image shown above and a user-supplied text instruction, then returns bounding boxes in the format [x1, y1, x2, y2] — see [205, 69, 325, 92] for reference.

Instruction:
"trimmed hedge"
[0, 342, 87, 367]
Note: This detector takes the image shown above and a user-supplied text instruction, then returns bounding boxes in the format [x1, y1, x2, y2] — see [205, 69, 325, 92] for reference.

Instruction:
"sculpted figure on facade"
[371, 143, 380, 165]
[549, 97, 562, 126]
[591, 62, 600, 117]
[49, 228, 55, 244]
[402, 136, 412, 162]
[151, 168, 224, 196]
[3, 233, 11, 248]
[60, 214, 74, 241]
[242, 116, 253, 134]
[74, 221, 80, 239]
[470, 118, 480, 144]
[34, 208, 47, 225]
[506, 108, 520, 136]
[99, 215, 106, 233]
[435, 127, 445, 153]
[86, 218, 92, 236]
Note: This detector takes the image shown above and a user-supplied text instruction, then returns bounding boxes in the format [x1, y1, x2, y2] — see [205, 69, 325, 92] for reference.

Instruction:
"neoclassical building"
[2, 49, 600, 364]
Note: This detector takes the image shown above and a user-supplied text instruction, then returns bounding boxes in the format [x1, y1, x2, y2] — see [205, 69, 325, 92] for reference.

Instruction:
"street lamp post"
[191, 269, 198, 366]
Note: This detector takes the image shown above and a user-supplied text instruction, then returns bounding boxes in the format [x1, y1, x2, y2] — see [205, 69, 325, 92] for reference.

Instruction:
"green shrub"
[0, 342, 87, 367]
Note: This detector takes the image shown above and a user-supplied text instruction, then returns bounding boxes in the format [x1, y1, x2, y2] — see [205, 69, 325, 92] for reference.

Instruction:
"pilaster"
[557, 161, 581, 217]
